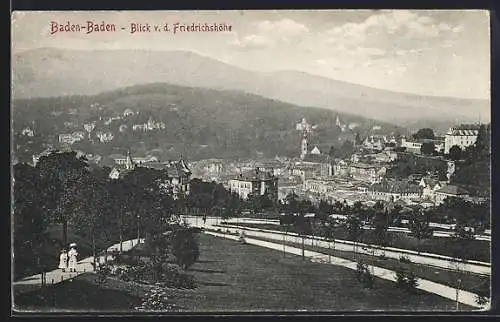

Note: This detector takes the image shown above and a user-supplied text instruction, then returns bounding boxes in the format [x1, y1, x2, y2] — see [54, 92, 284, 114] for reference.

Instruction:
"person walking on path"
[68, 243, 79, 273]
[58, 249, 68, 272]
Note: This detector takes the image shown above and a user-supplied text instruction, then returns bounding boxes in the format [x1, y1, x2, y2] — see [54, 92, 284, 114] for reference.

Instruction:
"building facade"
[228, 168, 278, 202]
[368, 180, 422, 202]
[444, 124, 480, 154]
[434, 185, 469, 205]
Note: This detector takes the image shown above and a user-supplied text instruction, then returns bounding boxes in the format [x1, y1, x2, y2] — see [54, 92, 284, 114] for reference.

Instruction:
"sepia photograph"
[11, 9, 491, 313]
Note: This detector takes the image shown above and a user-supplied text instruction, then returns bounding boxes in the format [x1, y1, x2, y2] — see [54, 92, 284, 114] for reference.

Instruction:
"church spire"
[125, 149, 135, 170]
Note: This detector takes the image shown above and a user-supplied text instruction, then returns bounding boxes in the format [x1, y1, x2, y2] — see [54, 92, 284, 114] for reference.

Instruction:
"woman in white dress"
[68, 244, 79, 273]
[58, 249, 68, 272]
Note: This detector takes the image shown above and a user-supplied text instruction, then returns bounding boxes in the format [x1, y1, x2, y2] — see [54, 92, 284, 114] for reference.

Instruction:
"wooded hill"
[12, 83, 404, 162]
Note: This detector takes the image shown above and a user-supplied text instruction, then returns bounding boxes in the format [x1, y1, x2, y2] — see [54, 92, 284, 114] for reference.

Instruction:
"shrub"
[399, 256, 412, 263]
[159, 264, 197, 289]
[113, 258, 197, 289]
[135, 287, 178, 312]
[475, 294, 489, 307]
[356, 261, 374, 289]
[474, 281, 490, 307]
[171, 229, 200, 270]
[96, 263, 111, 286]
[395, 267, 419, 292]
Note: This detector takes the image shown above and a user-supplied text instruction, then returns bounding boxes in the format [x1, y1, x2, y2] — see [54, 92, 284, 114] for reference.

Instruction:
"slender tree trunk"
[119, 212, 123, 254]
[92, 227, 96, 270]
[328, 240, 331, 263]
[302, 236, 305, 261]
[62, 219, 68, 247]
[283, 231, 286, 257]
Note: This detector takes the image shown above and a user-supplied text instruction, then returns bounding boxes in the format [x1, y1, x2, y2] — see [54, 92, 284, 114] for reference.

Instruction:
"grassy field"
[167, 234, 472, 311]
[13, 234, 475, 312]
[232, 223, 491, 262]
[13, 273, 144, 312]
[245, 233, 490, 294]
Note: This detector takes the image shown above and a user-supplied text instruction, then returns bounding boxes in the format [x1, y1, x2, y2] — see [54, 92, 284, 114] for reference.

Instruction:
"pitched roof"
[447, 124, 481, 136]
[421, 177, 440, 188]
[369, 180, 421, 194]
[302, 153, 332, 163]
[233, 169, 276, 182]
[350, 162, 376, 169]
[310, 146, 321, 155]
[435, 185, 469, 195]
[140, 160, 191, 177]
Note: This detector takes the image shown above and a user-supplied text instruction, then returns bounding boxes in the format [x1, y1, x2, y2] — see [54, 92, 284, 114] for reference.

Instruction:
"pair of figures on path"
[58, 243, 78, 273]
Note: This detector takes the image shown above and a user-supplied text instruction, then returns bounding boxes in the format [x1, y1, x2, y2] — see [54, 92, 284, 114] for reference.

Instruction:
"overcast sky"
[12, 10, 490, 99]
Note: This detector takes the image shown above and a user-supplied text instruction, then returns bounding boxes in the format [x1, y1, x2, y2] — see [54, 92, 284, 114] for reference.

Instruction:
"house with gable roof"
[434, 185, 469, 205]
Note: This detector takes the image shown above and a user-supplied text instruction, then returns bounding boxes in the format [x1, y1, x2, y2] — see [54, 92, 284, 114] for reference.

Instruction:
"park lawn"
[13, 233, 476, 312]
[232, 223, 491, 262]
[166, 234, 472, 311]
[13, 273, 144, 312]
[246, 233, 490, 295]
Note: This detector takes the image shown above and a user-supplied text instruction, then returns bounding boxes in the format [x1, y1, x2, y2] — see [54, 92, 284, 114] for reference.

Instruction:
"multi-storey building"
[228, 168, 278, 202]
[368, 180, 422, 203]
[444, 124, 480, 154]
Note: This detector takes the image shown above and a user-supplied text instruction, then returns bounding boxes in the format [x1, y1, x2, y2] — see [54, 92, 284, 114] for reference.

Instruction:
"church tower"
[300, 135, 308, 160]
[125, 149, 136, 170]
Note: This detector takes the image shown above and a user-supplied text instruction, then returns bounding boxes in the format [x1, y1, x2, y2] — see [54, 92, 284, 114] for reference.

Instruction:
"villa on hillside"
[401, 137, 445, 154]
[419, 177, 443, 199]
[444, 124, 480, 154]
[108, 151, 191, 199]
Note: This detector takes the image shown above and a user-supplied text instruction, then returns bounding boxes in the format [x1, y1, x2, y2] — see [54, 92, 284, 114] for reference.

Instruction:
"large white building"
[444, 124, 480, 155]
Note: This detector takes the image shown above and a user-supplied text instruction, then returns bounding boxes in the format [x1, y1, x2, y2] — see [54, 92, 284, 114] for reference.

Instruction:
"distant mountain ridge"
[12, 48, 490, 130]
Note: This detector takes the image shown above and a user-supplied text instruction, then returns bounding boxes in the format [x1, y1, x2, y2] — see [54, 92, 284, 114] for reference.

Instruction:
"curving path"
[182, 216, 490, 275]
[13, 238, 144, 293]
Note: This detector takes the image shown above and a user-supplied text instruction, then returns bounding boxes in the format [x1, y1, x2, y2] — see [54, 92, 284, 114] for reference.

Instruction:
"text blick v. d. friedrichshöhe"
[50, 21, 233, 35]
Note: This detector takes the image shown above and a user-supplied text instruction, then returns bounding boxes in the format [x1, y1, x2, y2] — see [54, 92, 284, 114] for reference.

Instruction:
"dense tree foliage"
[408, 209, 433, 253]
[412, 128, 435, 140]
[449, 145, 462, 161]
[170, 226, 201, 270]
[420, 141, 435, 156]
[450, 124, 491, 197]
[386, 153, 447, 180]
[13, 150, 182, 279]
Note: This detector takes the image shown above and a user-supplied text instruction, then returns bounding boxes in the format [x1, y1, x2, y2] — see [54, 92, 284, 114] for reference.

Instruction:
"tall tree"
[36, 151, 89, 247]
[420, 141, 436, 155]
[408, 209, 433, 253]
[283, 192, 299, 215]
[373, 210, 390, 247]
[171, 226, 201, 270]
[449, 145, 462, 161]
[72, 173, 109, 268]
[412, 128, 435, 140]
[346, 215, 363, 254]
[323, 218, 337, 263]
[13, 163, 49, 278]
